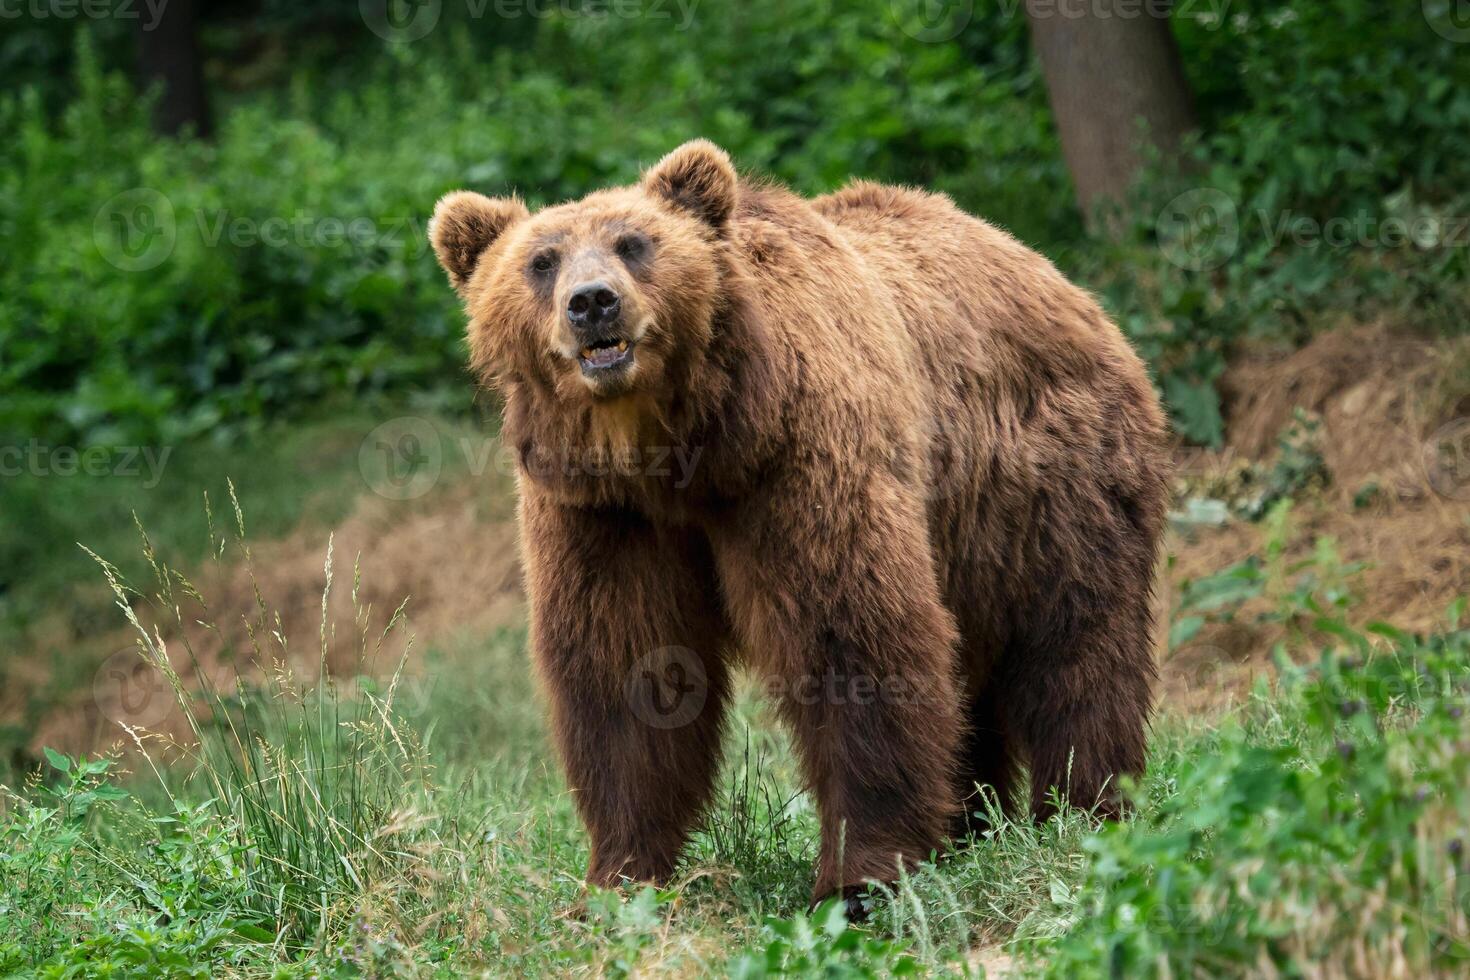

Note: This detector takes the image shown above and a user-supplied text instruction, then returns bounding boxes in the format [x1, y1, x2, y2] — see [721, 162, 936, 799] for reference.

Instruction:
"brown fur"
[430, 141, 1170, 903]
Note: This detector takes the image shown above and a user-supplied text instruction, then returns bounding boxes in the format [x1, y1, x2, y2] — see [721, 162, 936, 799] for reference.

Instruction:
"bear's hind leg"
[951, 681, 1020, 841]
[1004, 587, 1154, 823]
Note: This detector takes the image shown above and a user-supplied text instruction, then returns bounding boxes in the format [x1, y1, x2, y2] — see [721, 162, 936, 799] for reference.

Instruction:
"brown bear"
[430, 140, 1169, 910]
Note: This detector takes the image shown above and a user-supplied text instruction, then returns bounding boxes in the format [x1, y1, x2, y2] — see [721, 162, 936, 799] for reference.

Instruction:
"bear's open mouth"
[578, 337, 633, 373]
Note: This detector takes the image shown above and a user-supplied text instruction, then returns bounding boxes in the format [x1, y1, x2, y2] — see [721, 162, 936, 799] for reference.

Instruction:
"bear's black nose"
[567, 282, 621, 330]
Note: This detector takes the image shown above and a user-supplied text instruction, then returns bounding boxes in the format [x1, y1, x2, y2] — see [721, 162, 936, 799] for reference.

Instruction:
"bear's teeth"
[580, 341, 628, 361]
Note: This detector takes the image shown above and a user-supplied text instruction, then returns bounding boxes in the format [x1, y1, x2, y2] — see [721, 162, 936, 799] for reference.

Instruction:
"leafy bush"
[2, 7, 1060, 446]
[1045, 608, 1470, 977]
[731, 899, 920, 978]
[0, 754, 272, 976]
[2, 36, 469, 444]
[1092, 0, 1470, 443]
[6, 1, 1468, 445]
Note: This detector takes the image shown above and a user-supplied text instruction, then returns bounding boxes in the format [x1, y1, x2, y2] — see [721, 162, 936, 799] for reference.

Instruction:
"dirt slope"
[1160, 323, 1470, 712]
[30, 479, 527, 756]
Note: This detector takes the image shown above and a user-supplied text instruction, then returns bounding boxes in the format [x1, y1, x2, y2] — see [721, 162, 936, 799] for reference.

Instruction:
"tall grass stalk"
[86, 481, 428, 947]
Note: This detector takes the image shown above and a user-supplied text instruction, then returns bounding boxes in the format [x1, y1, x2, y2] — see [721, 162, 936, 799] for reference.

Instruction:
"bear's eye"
[614, 234, 648, 261]
[530, 252, 557, 275]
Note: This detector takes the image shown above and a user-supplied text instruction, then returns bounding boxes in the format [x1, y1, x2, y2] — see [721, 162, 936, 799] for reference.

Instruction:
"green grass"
[2, 489, 1468, 976]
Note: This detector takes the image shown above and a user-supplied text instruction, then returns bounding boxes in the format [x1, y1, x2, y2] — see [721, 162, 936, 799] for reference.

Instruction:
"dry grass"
[1161, 323, 1470, 714]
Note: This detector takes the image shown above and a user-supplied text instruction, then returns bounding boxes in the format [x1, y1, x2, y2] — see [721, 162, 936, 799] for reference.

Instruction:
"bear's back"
[809, 179, 1151, 399]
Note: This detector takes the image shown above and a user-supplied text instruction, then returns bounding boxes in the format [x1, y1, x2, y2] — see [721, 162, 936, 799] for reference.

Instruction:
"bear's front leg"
[520, 491, 731, 888]
[711, 468, 965, 905]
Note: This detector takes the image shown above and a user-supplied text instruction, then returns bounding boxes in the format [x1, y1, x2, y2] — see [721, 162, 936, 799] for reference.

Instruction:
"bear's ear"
[429, 191, 529, 294]
[642, 140, 738, 230]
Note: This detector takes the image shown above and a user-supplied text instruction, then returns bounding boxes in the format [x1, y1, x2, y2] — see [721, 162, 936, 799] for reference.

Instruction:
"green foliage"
[0, 753, 105, 967]
[1168, 500, 1364, 651]
[2, 7, 1060, 446]
[1, 753, 271, 975]
[731, 899, 920, 978]
[687, 730, 814, 914]
[579, 886, 680, 977]
[1044, 613, 1470, 977]
[1095, 1, 1470, 443]
[16, 1, 1467, 445]
[1168, 556, 1266, 652]
[3, 536, 1468, 973]
[2, 33, 470, 445]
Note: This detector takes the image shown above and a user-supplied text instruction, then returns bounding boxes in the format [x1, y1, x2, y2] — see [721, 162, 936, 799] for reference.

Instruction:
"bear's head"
[430, 140, 740, 409]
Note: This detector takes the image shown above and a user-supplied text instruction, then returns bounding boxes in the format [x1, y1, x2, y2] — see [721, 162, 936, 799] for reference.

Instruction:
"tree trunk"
[136, 0, 212, 138]
[1026, 0, 1196, 223]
